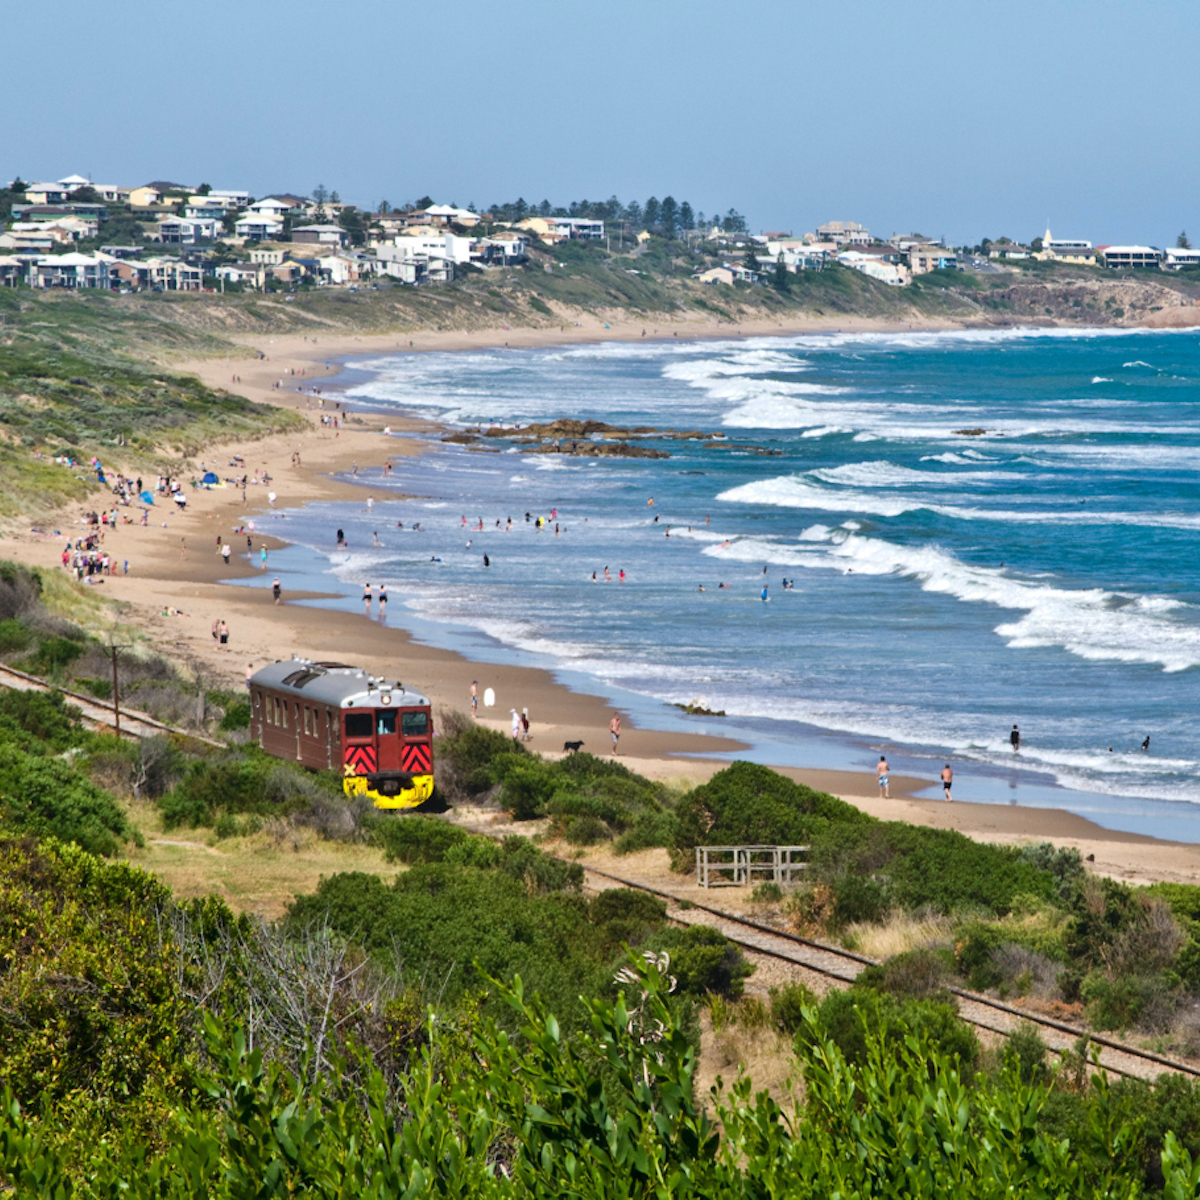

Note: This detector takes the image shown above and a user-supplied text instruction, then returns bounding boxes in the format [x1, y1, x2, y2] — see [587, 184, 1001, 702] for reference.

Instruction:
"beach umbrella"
[201, 471, 220, 485]
[139, 491, 155, 504]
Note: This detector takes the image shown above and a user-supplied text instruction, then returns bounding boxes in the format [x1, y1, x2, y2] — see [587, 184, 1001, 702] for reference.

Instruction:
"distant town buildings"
[0, 174, 1193, 295]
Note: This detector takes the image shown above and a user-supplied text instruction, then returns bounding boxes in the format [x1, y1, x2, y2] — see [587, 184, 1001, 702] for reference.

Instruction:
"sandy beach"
[4, 314, 1200, 892]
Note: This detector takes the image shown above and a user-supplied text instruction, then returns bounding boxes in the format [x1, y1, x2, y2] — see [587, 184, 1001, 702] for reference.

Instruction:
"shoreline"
[5, 316, 1200, 889]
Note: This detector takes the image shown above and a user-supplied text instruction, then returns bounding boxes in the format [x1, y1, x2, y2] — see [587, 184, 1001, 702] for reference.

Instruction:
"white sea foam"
[812, 461, 1021, 488]
[1092, 376, 1113, 383]
[703, 528, 1200, 672]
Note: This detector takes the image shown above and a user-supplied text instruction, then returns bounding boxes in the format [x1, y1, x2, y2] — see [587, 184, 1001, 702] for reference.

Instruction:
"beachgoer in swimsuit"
[470, 681, 478, 715]
[941, 763, 953, 801]
[363, 584, 372, 614]
[609, 712, 621, 755]
[877, 756, 890, 798]
[1010, 724, 1020, 753]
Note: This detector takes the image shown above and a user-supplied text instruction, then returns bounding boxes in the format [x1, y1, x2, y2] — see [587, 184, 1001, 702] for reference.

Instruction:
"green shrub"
[803, 987, 980, 1072]
[830, 873, 888, 926]
[673, 761, 871, 862]
[649, 924, 753, 999]
[752, 881, 783, 904]
[1081, 972, 1176, 1032]
[500, 759, 557, 820]
[218, 700, 250, 730]
[613, 809, 681, 854]
[770, 980, 816, 1033]
[0, 687, 87, 753]
[856, 948, 953, 1000]
[1002, 1022, 1050, 1084]
[0, 617, 33, 653]
[0, 743, 134, 855]
[435, 722, 520, 797]
[23, 634, 86, 674]
[377, 816, 474, 864]
[565, 814, 611, 845]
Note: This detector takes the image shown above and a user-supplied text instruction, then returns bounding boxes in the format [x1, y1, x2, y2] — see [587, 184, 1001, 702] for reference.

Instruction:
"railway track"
[0, 662, 221, 747]
[580, 863, 1200, 1084]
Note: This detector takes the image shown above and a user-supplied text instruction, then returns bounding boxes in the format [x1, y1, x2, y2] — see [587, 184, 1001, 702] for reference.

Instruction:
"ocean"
[258, 327, 1200, 841]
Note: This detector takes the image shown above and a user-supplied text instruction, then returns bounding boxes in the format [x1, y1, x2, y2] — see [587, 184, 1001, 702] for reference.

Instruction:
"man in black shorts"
[941, 763, 953, 801]
[1010, 724, 1020, 752]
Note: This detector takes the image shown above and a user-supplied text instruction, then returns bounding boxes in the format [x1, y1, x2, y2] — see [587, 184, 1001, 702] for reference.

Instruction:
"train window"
[402, 711, 429, 737]
[376, 710, 396, 736]
[281, 701, 288, 729]
[272, 697, 280, 726]
[344, 711, 373, 739]
[304, 706, 311, 736]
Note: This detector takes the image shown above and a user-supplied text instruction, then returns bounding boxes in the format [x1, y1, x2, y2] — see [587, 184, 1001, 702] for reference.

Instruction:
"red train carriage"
[249, 658, 434, 810]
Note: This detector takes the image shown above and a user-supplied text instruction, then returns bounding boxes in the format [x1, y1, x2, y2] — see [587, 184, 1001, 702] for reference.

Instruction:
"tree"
[1031, 236, 1044, 251]
[660, 196, 679, 239]
[1179, 231, 1192, 249]
[644, 196, 660, 229]
[774, 254, 790, 292]
[196, 183, 211, 196]
[414, 195, 434, 210]
[538, 199, 551, 217]
[312, 184, 329, 205]
[679, 201, 695, 232]
[743, 246, 759, 276]
[378, 199, 391, 214]
[624, 199, 642, 227]
[724, 208, 747, 233]
[330, 190, 340, 205]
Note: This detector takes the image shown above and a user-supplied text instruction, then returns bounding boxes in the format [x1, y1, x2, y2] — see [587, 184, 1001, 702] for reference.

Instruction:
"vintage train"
[248, 658, 434, 809]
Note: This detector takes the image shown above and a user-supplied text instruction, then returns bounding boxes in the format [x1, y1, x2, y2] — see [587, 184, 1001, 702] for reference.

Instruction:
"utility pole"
[111, 642, 120, 736]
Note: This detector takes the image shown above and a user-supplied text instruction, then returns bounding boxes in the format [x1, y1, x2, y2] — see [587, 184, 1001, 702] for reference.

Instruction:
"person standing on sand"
[521, 707, 530, 741]
[941, 763, 953, 801]
[877, 756, 890, 798]
[219, 620, 229, 647]
[1010, 724, 1021, 753]
[222, 543, 231, 565]
[378, 584, 387, 618]
[610, 712, 622, 755]
[272, 578, 281, 605]
[470, 680, 478, 715]
[363, 583, 372, 615]
[511, 708, 521, 743]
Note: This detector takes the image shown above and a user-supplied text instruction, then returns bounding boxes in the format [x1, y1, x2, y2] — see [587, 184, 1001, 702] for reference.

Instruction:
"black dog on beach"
[563, 740, 585, 754]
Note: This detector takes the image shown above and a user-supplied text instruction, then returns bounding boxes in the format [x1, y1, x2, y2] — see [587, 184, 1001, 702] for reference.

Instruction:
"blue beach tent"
[201, 471, 220, 487]
[139, 490, 155, 504]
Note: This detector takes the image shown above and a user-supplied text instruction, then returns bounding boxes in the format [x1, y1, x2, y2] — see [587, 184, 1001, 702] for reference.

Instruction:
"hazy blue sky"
[7, 0, 1197, 246]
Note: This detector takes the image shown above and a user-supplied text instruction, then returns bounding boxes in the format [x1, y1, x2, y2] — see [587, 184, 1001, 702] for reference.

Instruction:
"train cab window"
[376, 710, 397, 736]
[272, 697, 281, 726]
[303, 706, 311, 736]
[281, 701, 288, 729]
[344, 711, 373, 739]
[402, 711, 429, 738]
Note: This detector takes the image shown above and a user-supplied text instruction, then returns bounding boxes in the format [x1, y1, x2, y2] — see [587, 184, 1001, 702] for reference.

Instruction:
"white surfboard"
[483, 687, 495, 708]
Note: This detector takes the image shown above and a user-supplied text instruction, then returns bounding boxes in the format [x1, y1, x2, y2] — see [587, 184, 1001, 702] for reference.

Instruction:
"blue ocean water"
[267, 327, 1200, 838]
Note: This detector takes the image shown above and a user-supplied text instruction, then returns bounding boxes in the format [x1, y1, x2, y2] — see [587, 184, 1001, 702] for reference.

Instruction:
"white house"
[215, 263, 265, 288]
[290, 223, 347, 246]
[389, 232, 474, 264]
[29, 252, 110, 289]
[420, 204, 482, 227]
[817, 220, 871, 246]
[1163, 247, 1200, 270]
[139, 257, 204, 290]
[247, 197, 296, 218]
[479, 233, 528, 263]
[153, 215, 220, 244]
[1097, 245, 1162, 269]
[838, 251, 909, 286]
[235, 215, 285, 241]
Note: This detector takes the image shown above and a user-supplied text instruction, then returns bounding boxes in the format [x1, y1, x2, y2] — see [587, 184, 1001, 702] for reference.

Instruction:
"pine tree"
[679, 201, 695, 232]
[644, 196, 660, 229]
[660, 196, 678, 239]
[743, 246, 758, 276]
[774, 254, 790, 291]
[1178, 231, 1192, 249]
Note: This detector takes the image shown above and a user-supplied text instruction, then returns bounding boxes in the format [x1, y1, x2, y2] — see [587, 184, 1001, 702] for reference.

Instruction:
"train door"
[399, 707, 432, 778]
[375, 707, 400, 770]
[342, 708, 376, 776]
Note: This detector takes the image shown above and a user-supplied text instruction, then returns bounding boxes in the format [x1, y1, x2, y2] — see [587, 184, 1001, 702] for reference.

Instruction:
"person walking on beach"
[470, 680, 479, 716]
[260, 546, 268, 569]
[609, 712, 622, 755]
[363, 583, 372, 615]
[521, 707, 531, 741]
[378, 584, 387, 619]
[272, 577, 282, 605]
[876, 756, 890, 798]
[941, 763, 953, 801]
[1010, 724, 1021, 753]
[511, 708, 521, 744]
[221, 542, 231, 566]
[218, 619, 229, 648]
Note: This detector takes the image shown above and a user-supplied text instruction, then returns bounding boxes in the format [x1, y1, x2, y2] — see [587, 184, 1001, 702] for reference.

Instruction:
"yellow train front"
[249, 659, 434, 810]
